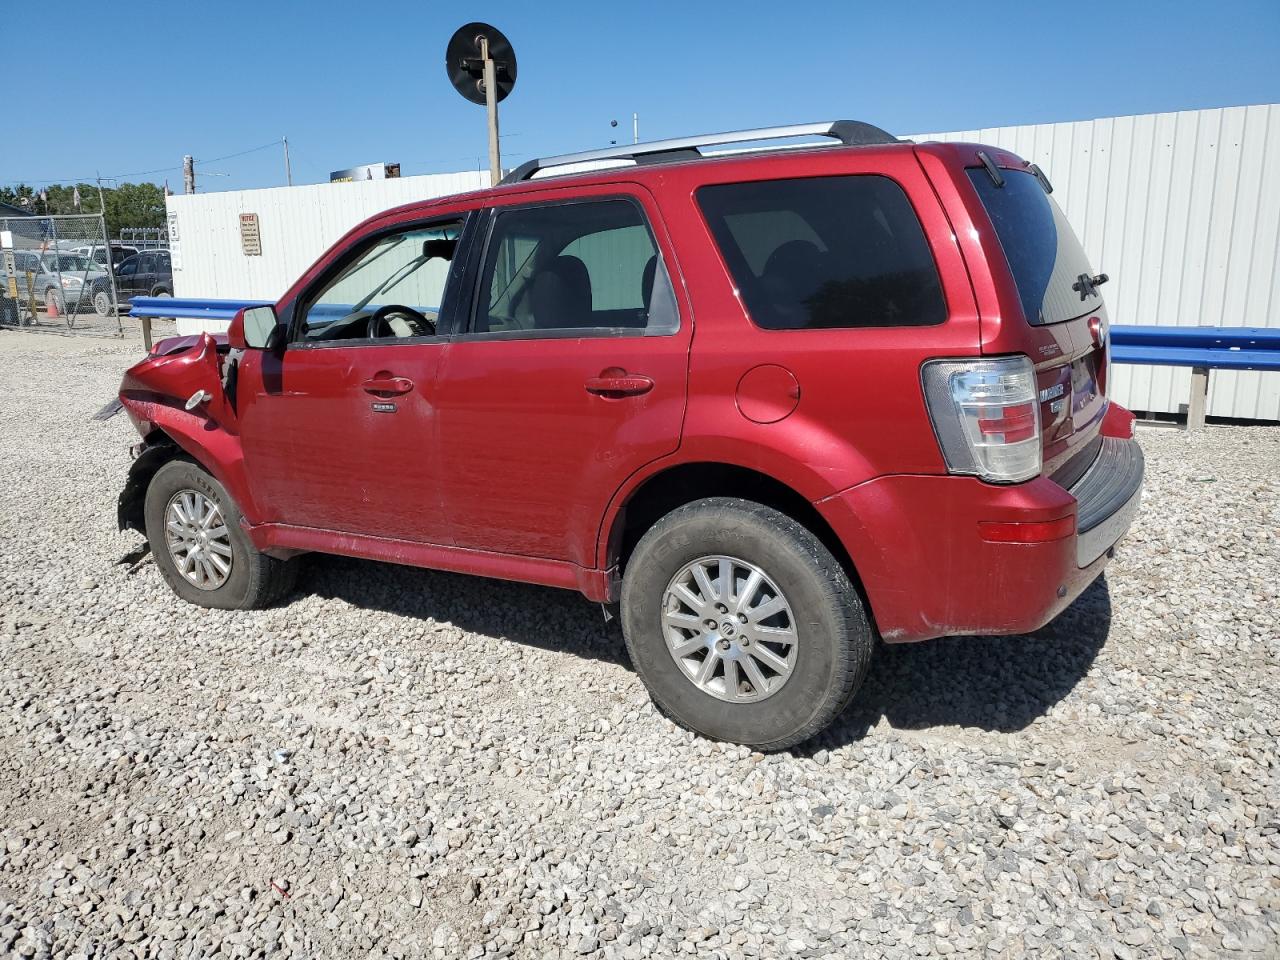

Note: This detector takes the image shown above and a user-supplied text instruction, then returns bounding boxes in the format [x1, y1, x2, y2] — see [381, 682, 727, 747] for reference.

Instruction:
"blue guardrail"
[1111, 325, 1280, 372]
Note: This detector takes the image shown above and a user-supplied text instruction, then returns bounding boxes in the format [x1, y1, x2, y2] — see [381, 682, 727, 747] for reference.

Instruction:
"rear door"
[433, 186, 690, 568]
[966, 166, 1109, 483]
[135, 253, 157, 296]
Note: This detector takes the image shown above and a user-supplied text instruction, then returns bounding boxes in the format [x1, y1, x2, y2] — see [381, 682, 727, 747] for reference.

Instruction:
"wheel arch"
[601, 461, 867, 603]
[118, 431, 188, 534]
[116, 401, 259, 534]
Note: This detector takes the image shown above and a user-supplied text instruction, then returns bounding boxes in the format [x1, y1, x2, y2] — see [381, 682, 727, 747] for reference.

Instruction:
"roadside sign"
[239, 213, 261, 256]
[2, 251, 14, 277]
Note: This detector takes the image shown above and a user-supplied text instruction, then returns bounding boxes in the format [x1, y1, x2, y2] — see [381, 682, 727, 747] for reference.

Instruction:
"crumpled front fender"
[118, 334, 260, 525]
[121, 332, 238, 434]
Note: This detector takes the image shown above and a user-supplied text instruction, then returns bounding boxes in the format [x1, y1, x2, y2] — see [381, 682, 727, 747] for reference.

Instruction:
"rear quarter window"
[696, 175, 947, 330]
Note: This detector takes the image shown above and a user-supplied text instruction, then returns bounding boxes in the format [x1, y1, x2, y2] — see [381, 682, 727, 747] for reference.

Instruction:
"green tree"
[103, 183, 166, 235]
[0, 181, 166, 236]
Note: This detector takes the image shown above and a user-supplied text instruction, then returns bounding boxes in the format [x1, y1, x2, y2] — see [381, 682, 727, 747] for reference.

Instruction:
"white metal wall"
[911, 104, 1280, 421]
[166, 170, 489, 332]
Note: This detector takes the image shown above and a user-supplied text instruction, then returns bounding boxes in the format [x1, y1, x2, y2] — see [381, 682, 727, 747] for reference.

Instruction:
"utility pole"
[480, 36, 501, 186]
[182, 155, 195, 195]
[283, 137, 293, 186]
[633, 113, 639, 144]
[95, 173, 106, 214]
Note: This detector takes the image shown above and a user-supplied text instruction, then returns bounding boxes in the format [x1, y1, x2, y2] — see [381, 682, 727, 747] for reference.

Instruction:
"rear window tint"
[968, 168, 1101, 325]
[696, 175, 946, 330]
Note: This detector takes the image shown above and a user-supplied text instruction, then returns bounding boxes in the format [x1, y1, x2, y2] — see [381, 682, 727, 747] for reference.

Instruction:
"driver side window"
[298, 220, 464, 342]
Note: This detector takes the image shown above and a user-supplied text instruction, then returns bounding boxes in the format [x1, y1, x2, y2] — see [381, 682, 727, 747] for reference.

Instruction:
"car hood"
[149, 332, 230, 356]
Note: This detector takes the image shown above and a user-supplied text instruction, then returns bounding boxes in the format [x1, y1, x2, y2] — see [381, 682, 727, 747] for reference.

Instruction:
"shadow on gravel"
[812, 576, 1113, 751]
[301, 555, 1111, 750]
[301, 555, 631, 668]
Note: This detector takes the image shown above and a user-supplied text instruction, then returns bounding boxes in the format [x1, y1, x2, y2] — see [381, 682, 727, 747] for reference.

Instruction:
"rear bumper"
[1073, 436, 1144, 566]
[816, 433, 1143, 644]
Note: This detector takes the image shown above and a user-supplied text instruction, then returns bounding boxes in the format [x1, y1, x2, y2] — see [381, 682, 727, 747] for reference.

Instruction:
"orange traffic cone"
[47, 294, 59, 319]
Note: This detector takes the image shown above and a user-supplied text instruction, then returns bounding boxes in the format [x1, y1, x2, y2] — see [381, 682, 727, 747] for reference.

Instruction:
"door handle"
[362, 376, 414, 395]
[585, 372, 655, 398]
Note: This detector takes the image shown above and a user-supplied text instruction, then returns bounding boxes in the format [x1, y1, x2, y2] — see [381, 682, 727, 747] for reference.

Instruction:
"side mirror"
[230, 304, 279, 350]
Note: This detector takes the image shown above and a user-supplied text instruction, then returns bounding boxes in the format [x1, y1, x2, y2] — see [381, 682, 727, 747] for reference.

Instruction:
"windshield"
[46, 254, 96, 273]
[968, 169, 1101, 326]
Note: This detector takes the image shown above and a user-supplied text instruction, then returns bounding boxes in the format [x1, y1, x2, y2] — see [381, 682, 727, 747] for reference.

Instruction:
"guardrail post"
[141, 316, 153, 352]
[1187, 366, 1209, 430]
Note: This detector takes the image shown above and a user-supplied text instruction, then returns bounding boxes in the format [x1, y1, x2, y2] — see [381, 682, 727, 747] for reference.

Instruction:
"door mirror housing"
[230, 304, 279, 350]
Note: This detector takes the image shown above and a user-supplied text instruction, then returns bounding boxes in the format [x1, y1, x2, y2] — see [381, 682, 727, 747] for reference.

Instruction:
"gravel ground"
[0, 329, 1277, 960]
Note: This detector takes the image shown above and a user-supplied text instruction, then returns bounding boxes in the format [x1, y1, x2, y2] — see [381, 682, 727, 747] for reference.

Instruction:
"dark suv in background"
[115, 249, 173, 302]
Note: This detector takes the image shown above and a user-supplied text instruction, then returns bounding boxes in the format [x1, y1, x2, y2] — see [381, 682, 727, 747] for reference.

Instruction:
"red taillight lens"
[977, 402, 1038, 444]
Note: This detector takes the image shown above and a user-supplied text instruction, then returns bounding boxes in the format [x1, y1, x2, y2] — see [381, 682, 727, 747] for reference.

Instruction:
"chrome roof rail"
[499, 120, 899, 185]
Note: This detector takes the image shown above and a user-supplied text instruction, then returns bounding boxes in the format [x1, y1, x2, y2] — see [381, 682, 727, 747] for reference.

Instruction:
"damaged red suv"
[114, 121, 1143, 751]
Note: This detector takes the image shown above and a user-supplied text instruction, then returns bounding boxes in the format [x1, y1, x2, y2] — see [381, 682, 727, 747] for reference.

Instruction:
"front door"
[114, 255, 140, 299]
[237, 216, 470, 544]
[434, 189, 691, 569]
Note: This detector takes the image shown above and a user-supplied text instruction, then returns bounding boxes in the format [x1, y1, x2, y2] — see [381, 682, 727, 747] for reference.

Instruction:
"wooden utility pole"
[183, 155, 195, 195]
[480, 37, 501, 186]
[283, 137, 293, 186]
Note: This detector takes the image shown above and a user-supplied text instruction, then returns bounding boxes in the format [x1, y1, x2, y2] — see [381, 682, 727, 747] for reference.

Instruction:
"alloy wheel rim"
[164, 489, 233, 590]
[661, 555, 798, 703]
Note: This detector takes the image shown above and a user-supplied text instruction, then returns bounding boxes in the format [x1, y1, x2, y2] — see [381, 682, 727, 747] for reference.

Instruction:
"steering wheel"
[366, 304, 435, 339]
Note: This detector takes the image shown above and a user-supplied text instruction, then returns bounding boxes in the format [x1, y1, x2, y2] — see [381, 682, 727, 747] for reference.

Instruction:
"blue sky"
[5, 0, 1278, 191]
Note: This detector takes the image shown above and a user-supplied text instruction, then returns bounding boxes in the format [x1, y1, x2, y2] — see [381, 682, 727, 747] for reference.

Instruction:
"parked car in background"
[114, 249, 173, 305]
[71, 243, 139, 270]
[110, 120, 1143, 751]
[11, 249, 114, 316]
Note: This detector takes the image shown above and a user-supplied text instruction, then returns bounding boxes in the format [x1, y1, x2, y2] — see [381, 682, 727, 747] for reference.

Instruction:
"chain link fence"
[1, 214, 122, 335]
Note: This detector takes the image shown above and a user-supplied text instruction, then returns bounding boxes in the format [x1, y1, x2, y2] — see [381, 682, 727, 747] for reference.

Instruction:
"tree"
[0, 181, 166, 236]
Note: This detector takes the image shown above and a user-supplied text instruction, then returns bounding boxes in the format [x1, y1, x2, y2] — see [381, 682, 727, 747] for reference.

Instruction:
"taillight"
[921, 355, 1042, 483]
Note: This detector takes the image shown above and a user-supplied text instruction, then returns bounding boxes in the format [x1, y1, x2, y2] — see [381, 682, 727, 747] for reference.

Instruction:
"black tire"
[92, 289, 112, 317]
[144, 459, 296, 610]
[620, 498, 874, 752]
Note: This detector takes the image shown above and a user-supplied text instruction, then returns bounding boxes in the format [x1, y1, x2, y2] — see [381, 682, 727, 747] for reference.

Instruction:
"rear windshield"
[968, 168, 1101, 325]
[697, 175, 946, 330]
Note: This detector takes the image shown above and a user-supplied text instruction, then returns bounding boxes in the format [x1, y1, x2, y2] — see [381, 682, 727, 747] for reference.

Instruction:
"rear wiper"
[1072, 273, 1109, 300]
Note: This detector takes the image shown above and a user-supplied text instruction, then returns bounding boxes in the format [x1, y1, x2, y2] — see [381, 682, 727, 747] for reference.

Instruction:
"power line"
[2, 138, 288, 188]
[194, 139, 283, 166]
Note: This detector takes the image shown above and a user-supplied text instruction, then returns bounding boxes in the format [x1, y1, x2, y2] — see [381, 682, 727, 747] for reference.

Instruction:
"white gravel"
[0, 329, 1277, 960]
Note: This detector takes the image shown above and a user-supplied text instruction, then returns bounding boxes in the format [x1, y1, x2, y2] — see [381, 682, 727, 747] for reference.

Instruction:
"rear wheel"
[93, 289, 112, 317]
[621, 498, 874, 751]
[144, 459, 296, 610]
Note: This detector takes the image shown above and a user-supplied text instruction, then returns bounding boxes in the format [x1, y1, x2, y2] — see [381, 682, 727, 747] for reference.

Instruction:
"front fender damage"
[116, 333, 258, 531]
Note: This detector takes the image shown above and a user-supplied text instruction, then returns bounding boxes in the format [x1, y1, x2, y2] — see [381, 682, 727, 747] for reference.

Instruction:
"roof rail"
[499, 120, 899, 185]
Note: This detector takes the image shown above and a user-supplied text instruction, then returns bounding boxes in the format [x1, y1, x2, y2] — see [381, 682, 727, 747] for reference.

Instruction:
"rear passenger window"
[473, 198, 678, 336]
[697, 175, 946, 330]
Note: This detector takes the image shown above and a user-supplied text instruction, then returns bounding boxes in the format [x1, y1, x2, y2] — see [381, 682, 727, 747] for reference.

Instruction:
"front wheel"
[93, 289, 112, 317]
[620, 498, 874, 752]
[144, 459, 296, 610]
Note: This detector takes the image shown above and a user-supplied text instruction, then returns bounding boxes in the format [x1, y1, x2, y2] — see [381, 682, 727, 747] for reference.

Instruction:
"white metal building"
[166, 170, 488, 304]
[167, 103, 1279, 421]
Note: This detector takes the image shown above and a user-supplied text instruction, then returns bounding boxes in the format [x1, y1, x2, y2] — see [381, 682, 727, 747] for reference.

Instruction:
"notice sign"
[239, 213, 262, 256]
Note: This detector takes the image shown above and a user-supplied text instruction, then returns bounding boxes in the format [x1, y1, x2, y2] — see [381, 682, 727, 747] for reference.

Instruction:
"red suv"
[114, 121, 1143, 751]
